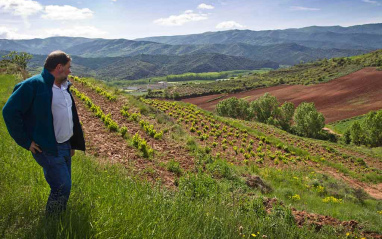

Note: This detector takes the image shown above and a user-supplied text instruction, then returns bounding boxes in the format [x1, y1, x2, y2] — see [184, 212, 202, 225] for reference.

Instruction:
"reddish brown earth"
[183, 68, 382, 123]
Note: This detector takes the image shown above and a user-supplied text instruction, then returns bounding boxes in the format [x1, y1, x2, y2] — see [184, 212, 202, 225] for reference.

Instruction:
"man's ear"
[55, 64, 63, 72]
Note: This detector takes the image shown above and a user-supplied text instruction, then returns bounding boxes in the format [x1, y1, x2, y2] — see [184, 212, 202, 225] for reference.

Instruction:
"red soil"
[183, 68, 382, 123]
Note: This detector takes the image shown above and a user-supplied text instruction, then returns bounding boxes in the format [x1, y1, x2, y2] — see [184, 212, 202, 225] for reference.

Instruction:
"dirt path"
[318, 167, 382, 200]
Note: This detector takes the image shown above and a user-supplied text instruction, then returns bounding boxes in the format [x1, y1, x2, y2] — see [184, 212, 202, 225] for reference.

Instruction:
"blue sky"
[0, 0, 381, 39]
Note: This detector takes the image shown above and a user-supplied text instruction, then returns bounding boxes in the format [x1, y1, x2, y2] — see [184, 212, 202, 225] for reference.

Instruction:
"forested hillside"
[138, 23, 382, 50]
[1, 23, 380, 67]
[23, 52, 277, 80]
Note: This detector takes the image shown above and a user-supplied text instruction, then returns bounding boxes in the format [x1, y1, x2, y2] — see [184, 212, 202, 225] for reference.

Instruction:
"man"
[2, 50, 85, 215]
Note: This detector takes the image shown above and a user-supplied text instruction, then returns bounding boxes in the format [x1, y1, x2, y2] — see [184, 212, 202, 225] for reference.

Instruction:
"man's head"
[44, 50, 72, 81]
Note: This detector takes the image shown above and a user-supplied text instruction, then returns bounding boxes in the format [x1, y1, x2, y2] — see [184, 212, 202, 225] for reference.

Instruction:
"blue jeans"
[32, 141, 72, 215]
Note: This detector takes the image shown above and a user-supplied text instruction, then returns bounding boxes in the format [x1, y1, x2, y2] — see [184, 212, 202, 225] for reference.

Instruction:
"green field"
[107, 69, 271, 88]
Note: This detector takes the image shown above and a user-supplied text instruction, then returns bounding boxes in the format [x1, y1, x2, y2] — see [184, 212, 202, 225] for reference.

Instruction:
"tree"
[350, 121, 364, 146]
[279, 101, 295, 131]
[250, 93, 280, 123]
[2, 51, 33, 70]
[361, 110, 382, 147]
[216, 97, 250, 120]
[293, 102, 325, 138]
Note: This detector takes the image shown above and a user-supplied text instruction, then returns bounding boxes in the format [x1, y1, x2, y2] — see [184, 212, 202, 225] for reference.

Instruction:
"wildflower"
[316, 185, 325, 193]
[346, 232, 350, 237]
[322, 196, 343, 204]
[251, 234, 257, 237]
[378, 210, 382, 215]
[290, 194, 301, 201]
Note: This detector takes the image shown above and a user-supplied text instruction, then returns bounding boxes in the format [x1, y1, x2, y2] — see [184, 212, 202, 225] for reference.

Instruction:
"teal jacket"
[2, 68, 85, 155]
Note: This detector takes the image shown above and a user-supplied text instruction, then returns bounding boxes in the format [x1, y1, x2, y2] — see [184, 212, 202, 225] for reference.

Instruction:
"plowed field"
[183, 67, 382, 123]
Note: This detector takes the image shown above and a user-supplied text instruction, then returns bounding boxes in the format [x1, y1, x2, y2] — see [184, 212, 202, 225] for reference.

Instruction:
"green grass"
[1, 73, 381, 238]
[327, 110, 382, 135]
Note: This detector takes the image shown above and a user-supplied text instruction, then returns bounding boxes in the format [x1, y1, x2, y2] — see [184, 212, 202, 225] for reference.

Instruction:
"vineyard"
[69, 76, 382, 235]
[1, 70, 382, 238]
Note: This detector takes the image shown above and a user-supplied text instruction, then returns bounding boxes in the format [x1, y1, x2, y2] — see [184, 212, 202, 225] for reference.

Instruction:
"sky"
[0, 0, 381, 40]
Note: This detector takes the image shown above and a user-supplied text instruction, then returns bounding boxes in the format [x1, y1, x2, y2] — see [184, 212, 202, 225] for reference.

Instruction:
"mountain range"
[0, 23, 381, 80]
[22, 52, 278, 81]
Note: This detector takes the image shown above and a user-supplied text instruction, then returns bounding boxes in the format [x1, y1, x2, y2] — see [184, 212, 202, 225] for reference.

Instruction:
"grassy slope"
[326, 111, 382, 158]
[327, 110, 382, 135]
[1, 74, 381, 238]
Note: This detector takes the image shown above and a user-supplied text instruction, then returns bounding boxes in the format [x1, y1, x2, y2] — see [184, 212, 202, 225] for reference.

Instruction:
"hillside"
[137, 23, 382, 50]
[24, 53, 278, 80]
[0, 23, 380, 67]
[0, 38, 365, 66]
[154, 49, 382, 99]
[1, 67, 381, 238]
[183, 67, 382, 123]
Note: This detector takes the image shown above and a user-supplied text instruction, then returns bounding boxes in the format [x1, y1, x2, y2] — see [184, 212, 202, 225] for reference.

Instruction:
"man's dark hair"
[44, 50, 71, 71]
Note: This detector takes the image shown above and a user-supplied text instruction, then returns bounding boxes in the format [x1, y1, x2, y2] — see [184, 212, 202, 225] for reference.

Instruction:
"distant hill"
[137, 23, 382, 50]
[0, 38, 367, 66]
[0, 23, 380, 73]
[23, 53, 278, 80]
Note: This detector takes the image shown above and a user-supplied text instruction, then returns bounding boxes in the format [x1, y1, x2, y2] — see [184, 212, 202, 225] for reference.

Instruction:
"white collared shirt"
[52, 80, 73, 143]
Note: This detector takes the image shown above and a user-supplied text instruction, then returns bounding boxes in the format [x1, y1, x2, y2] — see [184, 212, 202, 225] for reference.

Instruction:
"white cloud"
[197, 3, 214, 9]
[42, 5, 93, 20]
[0, 25, 107, 39]
[362, 0, 381, 5]
[0, 26, 35, 39]
[153, 10, 208, 26]
[44, 26, 106, 38]
[216, 21, 245, 29]
[290, 6, 320, 11]
[0, 0, 43, 17]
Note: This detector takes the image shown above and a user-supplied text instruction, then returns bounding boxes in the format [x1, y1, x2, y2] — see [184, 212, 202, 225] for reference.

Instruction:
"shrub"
[216, 97, 251, 120]
[293, 102, 325, 138]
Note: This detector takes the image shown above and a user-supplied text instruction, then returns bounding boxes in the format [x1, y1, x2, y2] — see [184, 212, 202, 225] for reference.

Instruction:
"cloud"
[0, 26, 37, 39]
[44, 26, 106, 38]
[0, 0, 43, 17]
[0, 25, 107, 39]
[197, 3, 214, 9]
[216, 21, 245, 29]
[42, 5, 93, 20]
[153, 10, 208, 26]
[362, 0, 381, 5]
[290, 6, 320, 11]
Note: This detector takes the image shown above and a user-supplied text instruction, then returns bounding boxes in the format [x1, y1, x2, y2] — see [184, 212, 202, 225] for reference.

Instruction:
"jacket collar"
[41, 68, 55, 87]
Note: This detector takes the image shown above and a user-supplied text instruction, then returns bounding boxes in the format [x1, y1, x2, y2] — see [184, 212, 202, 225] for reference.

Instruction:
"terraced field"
[71, 76, 381, 199]
[183, 67, 382, 123]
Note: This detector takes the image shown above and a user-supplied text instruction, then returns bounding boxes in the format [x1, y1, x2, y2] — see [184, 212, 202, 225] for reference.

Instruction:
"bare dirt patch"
[318, 167, 382, 200]
[183, 67, 382, 123]
[263, 197, 382, 238]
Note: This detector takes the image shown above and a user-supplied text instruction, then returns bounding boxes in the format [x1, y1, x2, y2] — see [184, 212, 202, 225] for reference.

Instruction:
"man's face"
[58, 61, 72, 80]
